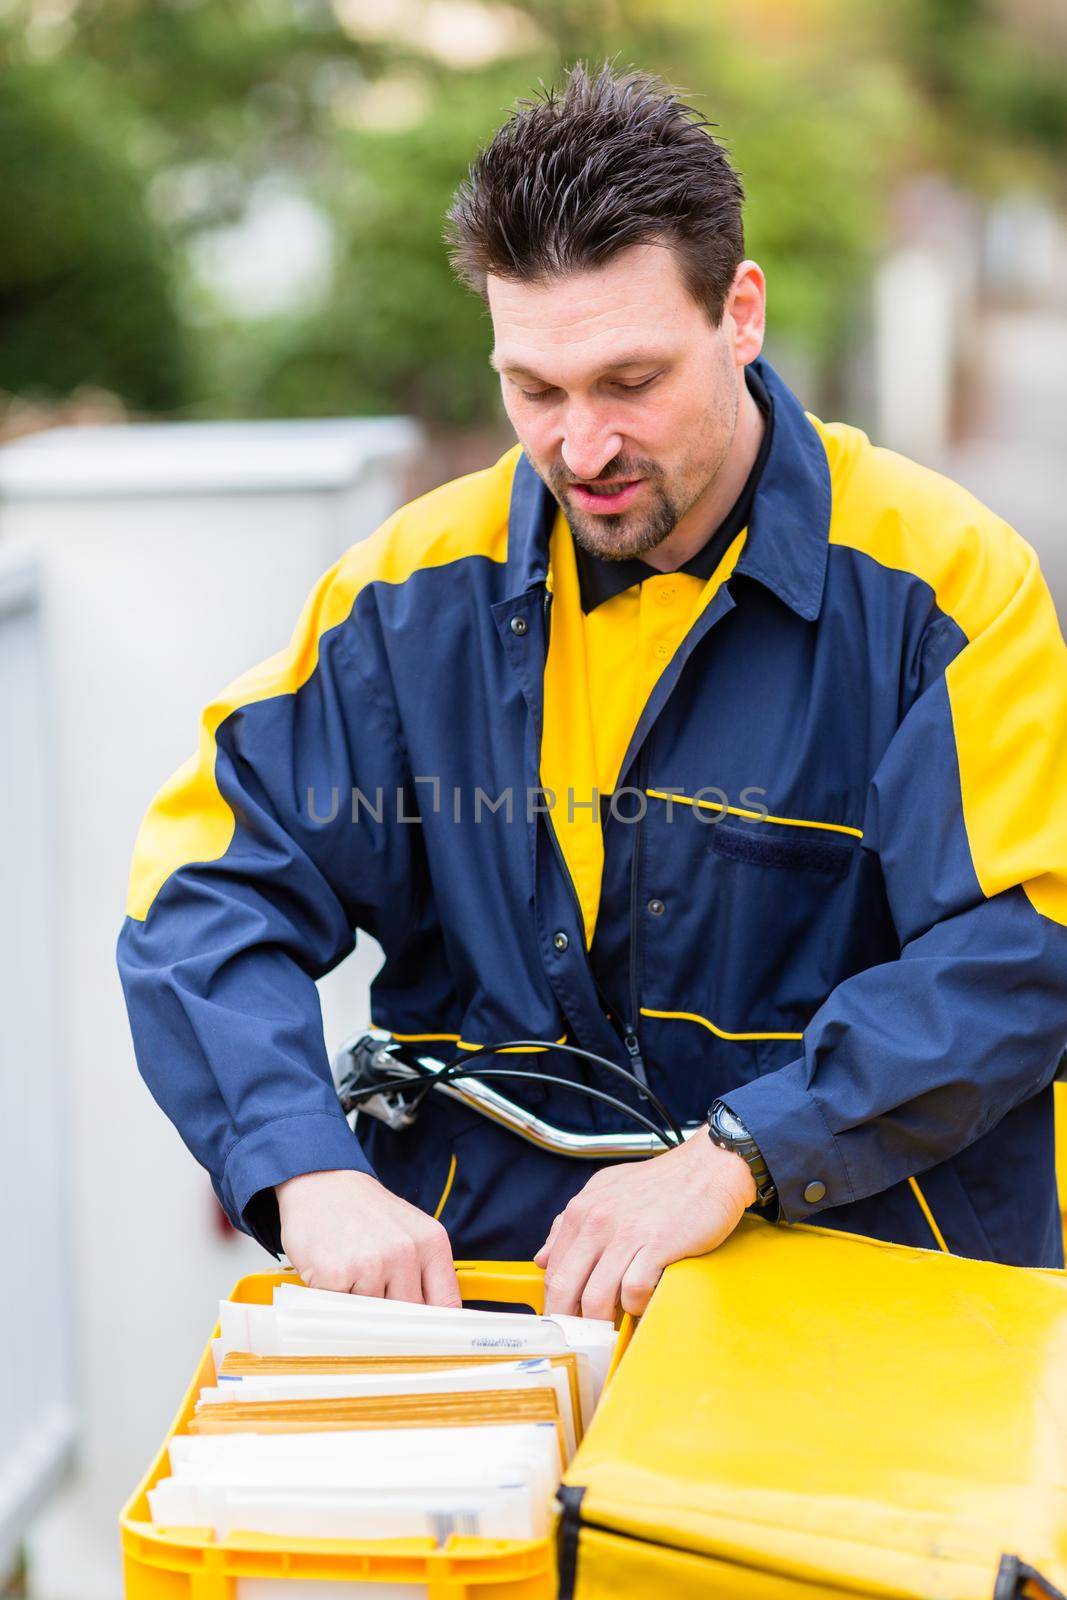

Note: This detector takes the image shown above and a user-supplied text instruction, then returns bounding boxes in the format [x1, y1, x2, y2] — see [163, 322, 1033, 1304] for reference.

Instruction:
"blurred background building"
[0, 0, 1064, 1595]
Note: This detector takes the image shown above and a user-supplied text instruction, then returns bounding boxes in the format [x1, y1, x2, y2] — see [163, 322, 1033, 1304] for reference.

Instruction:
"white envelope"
[197, 1357, 577, 1459]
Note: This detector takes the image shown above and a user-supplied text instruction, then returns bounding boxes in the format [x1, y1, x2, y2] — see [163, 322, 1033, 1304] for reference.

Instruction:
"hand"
[275, 1168, 462, 1306]
[533, 1132, 756, 1319]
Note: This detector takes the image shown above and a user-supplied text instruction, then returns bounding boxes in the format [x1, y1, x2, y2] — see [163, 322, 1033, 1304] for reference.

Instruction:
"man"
[118, 64, 1067, 1319]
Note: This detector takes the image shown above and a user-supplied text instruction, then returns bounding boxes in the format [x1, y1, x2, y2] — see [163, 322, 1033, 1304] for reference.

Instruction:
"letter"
[351, 787, 384, 824]
[740, 785, 769, 821]
[306, 786, 339, 825]
[414, 775, 441, 814]
[527, 786, 556, 823]
[396, 786, 422, 825]
[692, 786, 728, 823]
[654, 785, 684, 823]
[474, 787, 514, 824]
[608, 787, 647, 824]
[568, 786, 600, 822]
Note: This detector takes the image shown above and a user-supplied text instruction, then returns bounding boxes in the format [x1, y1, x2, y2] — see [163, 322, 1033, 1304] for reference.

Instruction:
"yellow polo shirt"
[541, 506, 748, 946]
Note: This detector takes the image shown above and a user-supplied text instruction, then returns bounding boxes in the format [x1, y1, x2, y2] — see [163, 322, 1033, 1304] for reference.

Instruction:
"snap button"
[652, 640, 671, 660]
[647, 897, 665, 916]
[803, 1180, 827, 1204]
[509, 615, 528, 636]
[552, 930, 569, 952]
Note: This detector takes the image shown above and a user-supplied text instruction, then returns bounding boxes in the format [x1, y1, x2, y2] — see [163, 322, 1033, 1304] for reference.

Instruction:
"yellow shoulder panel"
[126, 447, 520, 922]
[813, 417, 1067, 926]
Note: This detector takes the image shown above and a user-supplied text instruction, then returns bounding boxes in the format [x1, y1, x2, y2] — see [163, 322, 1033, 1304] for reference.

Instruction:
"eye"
[517, 385, 557, 402]
[614, 372, 661, 393]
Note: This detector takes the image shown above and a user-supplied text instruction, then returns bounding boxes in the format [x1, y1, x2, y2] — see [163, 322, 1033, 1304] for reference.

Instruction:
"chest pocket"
[706, 823, 853, 877]
[637, 793, 884, 1052]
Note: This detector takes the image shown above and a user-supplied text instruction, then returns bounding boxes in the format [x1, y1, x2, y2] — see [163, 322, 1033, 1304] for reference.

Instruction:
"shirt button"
[803, 1180, 827, 1204]
[647, 897, 665, 916]
[509, 615, 528, 636]
[552, 931, 569, 952]
[653, 640, 671, 660]
[657, 586, 676, 605]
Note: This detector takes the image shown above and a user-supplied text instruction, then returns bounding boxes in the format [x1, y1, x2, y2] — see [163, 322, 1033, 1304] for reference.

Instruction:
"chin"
[569, 515, 636, 560]
[572, 514, 666, 564]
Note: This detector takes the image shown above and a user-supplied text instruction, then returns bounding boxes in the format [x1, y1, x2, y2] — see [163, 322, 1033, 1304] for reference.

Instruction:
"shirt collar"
[504, 353, 831, 623]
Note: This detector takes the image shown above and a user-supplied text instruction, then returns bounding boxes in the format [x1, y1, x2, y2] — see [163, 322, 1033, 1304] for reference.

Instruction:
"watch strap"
[707, 1099, 777, 1209]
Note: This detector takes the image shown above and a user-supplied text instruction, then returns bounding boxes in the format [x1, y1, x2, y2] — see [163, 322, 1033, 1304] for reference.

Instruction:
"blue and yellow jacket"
[117, 357, 1067, 1267]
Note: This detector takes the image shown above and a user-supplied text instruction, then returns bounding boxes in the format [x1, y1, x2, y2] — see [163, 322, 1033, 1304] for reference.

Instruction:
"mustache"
[549, 456, 661, 490]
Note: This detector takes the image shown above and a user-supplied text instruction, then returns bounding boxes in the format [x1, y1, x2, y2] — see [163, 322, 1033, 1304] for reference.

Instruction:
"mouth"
[567, 478, 644, 515]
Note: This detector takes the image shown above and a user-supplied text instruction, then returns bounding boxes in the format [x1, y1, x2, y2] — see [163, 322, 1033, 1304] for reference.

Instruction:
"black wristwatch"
[707, 1099, 777, 1210]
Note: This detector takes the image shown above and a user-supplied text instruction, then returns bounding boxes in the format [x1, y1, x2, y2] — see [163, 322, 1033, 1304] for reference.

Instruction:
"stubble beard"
[554, 463, 681, 562]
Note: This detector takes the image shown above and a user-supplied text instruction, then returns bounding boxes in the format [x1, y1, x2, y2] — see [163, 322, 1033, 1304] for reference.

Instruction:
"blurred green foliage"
[0, 0, 1064, 428]
[0, 57, 189, 411]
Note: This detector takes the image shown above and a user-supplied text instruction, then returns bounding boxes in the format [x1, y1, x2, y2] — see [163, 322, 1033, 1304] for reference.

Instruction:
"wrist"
[714, 1135, 758, 1208]
[275, 1167, 378, 1208]
[706, 1100, 777, 1212]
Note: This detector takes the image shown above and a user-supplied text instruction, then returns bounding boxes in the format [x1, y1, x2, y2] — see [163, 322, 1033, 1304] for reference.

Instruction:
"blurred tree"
[0, 55, 190, 412]
[0, 0, 1062, 427]
[0, 0, 374, 420]
[235, 63, 551, 427]
[891, 0, 1067, 183]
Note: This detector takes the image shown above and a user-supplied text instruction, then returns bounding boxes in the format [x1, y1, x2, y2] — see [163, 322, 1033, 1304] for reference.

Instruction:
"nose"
[560, 405, 623, 482]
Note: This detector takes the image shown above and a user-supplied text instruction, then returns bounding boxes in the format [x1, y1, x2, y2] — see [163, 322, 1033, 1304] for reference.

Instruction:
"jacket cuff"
[722, 1063, 853, 1222]
[222, 1111, 376, 1236]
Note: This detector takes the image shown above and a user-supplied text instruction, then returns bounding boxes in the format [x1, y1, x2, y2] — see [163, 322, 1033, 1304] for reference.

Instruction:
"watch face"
[714, 1104, 749, 1143]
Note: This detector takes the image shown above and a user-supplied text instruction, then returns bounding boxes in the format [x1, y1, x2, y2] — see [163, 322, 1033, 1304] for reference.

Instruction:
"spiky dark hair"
[445, 62, 745, 324]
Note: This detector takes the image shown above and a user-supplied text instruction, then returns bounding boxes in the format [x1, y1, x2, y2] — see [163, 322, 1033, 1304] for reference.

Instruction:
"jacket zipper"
[539, 590, 592, 949]
[624, 742, 651, 1096]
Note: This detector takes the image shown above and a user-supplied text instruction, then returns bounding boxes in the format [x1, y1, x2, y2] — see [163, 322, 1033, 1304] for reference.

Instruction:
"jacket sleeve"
[725, 522, 1067, 1225]
[116, 545, 420, 1253]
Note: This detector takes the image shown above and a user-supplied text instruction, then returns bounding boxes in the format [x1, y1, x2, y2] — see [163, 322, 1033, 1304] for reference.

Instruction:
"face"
[487, 242, 764, 562]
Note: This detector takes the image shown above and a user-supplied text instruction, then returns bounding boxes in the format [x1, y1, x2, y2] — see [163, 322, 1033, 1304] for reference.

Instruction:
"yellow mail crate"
[121, 1262, 565, 1600]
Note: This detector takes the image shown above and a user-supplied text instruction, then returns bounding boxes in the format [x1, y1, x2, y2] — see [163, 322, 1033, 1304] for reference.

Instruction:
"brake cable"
[340, 1063, 679, 1150]
[429, 1040, 685, 1145]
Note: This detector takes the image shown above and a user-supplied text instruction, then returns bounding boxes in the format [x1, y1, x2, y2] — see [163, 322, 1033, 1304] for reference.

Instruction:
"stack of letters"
[147, 1283, 616, 1541]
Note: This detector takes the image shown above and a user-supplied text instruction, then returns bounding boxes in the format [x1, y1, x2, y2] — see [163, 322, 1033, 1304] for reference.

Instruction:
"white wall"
[0, 417, 419, 1600]
[0, 553, 76, 1584]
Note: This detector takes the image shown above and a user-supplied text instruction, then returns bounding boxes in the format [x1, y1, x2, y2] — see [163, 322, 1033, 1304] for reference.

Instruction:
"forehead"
[487, 242, 704, 379]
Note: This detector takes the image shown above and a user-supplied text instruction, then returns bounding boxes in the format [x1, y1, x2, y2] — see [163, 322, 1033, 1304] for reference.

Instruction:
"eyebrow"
[488, 351, 666, 380]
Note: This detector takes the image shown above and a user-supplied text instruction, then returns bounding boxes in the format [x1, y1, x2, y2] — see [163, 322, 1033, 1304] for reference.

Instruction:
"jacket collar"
[503, 353, 831, 623]
[732, 355, 831, 622]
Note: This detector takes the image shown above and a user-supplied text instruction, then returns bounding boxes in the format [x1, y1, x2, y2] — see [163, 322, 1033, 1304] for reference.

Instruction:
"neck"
[641, 373, 765, 574]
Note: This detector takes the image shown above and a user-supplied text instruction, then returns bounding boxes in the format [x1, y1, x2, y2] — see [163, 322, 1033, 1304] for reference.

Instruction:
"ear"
[725, 260, 766, 367]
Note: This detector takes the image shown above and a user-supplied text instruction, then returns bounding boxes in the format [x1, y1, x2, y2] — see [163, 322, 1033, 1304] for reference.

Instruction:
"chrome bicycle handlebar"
[332, 1028, 702, 1161]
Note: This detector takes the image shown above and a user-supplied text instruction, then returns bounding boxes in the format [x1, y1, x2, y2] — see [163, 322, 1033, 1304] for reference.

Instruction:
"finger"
[295, 1255, 383, 1295]
[344, 1253, 389, 1297]
[539, 1196, 590, 1277]
[580, 1241, 641, 1322]
[382, 1239, 424, 1303]
[619, 1246, 666, 1316]
[533, 1213, 564, 1266]
[420, 1232, 462, 1308]
[543, 1230, 606, 1316]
